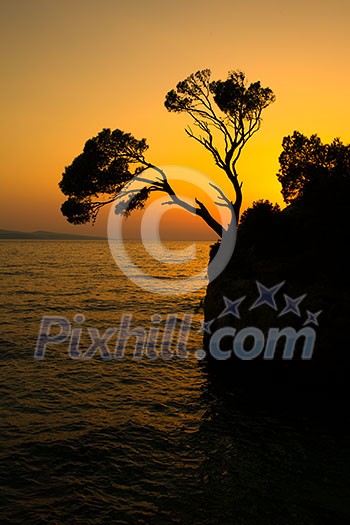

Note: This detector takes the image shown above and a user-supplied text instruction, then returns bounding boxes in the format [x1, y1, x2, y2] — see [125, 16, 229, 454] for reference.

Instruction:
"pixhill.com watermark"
[34, 282, 322, 361]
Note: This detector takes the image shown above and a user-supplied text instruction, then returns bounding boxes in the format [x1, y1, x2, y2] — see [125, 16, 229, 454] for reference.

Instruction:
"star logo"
[218, 296, 245, 319]
[249, 281, 285, 311]
[199, 319, 215, 334]
[303, 310, 322, 326]
[279, 294, 306, 317]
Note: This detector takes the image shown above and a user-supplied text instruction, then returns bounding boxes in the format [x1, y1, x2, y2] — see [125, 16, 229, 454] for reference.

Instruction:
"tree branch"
[160, 178, 223, 237]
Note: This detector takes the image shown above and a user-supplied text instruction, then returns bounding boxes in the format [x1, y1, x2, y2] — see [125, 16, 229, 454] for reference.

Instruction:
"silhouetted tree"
[60, 69, 275, 237]
[239, 199, 280, 230]
[238, 200, 281, 256]
[165, 70, 275, 221]
[277, 131, 350, 204]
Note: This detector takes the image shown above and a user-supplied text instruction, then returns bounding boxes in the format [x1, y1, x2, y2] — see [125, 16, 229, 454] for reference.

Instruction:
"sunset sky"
[1, 0, 349, 238]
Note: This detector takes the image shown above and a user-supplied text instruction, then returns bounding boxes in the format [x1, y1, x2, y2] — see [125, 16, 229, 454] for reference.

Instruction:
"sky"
[1, 0, 349, 238]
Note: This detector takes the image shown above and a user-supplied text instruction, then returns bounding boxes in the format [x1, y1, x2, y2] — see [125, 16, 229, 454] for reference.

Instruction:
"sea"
[1, 240, 350, 524]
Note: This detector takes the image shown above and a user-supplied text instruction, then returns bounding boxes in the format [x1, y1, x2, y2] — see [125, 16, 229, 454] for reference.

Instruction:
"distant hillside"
[0, 229, 106, 240]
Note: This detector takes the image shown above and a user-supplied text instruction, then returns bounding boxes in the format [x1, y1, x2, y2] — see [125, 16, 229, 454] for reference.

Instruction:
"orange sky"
[1, 0, 349, 238]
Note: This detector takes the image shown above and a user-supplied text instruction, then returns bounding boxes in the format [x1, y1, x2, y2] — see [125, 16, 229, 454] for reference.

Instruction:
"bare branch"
[195, 198, 224, 237]
[209, 182, 232, 207]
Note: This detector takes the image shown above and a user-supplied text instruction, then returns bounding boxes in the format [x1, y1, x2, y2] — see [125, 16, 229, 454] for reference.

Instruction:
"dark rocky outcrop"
[203, 175, 350, 397]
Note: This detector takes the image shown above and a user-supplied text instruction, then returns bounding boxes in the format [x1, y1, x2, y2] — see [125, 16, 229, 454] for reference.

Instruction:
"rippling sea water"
[1, 241, 350, 524]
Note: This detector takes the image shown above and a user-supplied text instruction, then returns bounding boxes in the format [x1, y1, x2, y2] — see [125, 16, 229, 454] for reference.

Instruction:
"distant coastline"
[0, 230, 214, 241]
[0, 229, 107, 240]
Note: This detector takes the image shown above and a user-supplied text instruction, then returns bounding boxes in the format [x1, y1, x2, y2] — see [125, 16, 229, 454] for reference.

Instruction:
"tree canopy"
[59, 128, 153, 224]
[277, 131, 350, 204]
[59, 69, 275, 236]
